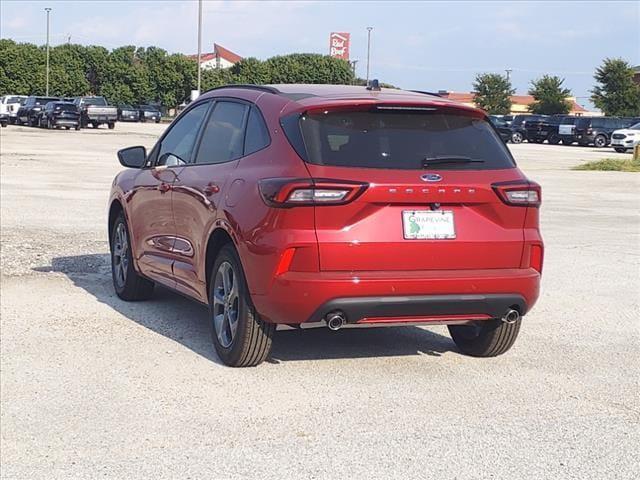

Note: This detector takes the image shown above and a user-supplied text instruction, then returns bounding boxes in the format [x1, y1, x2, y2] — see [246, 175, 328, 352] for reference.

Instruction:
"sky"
[1, 0, 639, 109]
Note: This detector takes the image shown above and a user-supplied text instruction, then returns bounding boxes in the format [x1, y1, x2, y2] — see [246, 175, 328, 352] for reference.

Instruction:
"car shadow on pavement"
[35, 254, 455, 364]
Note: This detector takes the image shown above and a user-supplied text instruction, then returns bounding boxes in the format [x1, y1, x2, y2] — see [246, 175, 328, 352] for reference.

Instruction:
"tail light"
[259, 178, 368, 207]
[492, 180, 541, 207]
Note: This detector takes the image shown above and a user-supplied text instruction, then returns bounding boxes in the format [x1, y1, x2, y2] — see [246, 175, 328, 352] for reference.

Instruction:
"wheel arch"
[108, 199, 124, 248]
[204, 226, 238, 296]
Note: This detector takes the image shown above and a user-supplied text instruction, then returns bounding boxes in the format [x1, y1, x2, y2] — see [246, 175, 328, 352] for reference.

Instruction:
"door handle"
[203, 183, 220, 196]
[158, 182, 172, 193]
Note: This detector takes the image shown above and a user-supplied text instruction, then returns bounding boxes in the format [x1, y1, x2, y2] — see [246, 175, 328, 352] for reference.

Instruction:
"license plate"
[402, 210, 456, 239]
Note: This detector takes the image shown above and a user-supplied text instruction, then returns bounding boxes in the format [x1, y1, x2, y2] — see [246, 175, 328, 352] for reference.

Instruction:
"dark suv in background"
[525, 115, 578, 145]
[509, 114, 548, 144]
[16, 96, 60, 126]
[38, 101, 80, 130]
[138, 105, 162, 123]
[574, 117, 640, 147]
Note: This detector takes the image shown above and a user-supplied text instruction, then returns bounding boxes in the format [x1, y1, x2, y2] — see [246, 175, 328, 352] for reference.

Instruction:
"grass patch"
[573, 157, 640, 172]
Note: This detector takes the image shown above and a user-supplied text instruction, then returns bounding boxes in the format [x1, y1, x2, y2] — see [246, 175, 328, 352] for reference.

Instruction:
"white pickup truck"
[74, 96, 118, 129]
[0, 95, 27, 126]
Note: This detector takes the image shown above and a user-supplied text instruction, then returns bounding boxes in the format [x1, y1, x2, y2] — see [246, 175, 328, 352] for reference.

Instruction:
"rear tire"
[562, 139, 573, 145]
[108, 122, 115, 130]
[614, 147, 627, 153]
[110, 212, 154, 301]
[449, 318, 521, 357]
[594, 135, 607, 148]
[209, 244, 274, 367]
[548, 134, 560, 145]
[511, 132, 524, 144]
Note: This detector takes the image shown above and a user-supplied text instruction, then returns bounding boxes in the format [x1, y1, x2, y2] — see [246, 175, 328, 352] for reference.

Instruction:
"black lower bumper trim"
[307, 294, 527, 324]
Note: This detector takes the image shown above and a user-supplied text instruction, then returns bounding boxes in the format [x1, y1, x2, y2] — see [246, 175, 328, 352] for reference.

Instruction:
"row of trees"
[1, 39, 637, 116]
[0, 39, 356, 107]
[473, 58, 640, 117]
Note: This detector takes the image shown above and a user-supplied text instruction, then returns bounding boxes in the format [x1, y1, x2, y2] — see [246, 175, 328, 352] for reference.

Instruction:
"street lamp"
[366, 27, 373, 85]
[196, 0, 202, 96]
[45, 7, 51, 96]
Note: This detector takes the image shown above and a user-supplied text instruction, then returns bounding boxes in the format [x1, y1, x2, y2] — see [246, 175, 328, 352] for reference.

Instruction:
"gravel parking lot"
[1, 123, 638, 479]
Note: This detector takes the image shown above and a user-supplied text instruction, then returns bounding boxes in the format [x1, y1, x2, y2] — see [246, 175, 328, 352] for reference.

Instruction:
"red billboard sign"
[329, 32, 350, 60]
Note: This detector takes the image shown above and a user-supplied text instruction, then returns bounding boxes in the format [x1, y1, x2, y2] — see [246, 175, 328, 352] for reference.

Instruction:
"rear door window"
[243, 107, 270, 155]
[193, 101, 248, 164]
[294, 108, 515, 170]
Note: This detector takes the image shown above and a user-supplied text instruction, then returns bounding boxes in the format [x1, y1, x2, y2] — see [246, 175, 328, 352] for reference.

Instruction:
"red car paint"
[109, 84, 542, 328]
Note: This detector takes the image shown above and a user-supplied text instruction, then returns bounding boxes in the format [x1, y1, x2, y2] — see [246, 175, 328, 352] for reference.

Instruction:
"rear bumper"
[252, 268, 540, 325]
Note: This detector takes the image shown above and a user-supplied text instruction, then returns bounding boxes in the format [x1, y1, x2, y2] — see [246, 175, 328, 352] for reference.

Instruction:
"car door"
[170, 99, 250, 302]
[127, 101, 211, 287]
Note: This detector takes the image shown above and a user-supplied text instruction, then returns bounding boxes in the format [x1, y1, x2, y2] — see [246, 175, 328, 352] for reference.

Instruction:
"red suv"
[109, 84, 543, 367]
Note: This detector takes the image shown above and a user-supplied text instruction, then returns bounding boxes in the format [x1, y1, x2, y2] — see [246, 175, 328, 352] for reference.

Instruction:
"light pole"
[366, 27, 373, 85]
[196, 0, 202, 96]
[45, 7, 51, 96]
[505, 68, 512, 82]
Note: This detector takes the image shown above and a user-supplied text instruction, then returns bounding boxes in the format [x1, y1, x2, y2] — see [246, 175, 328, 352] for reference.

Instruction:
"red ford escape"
[108, 84, 543, 367]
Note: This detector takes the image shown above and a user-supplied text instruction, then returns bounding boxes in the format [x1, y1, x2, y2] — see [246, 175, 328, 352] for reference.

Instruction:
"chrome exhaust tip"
[501, 309, 521, 324]
[326, 312, 346, 331]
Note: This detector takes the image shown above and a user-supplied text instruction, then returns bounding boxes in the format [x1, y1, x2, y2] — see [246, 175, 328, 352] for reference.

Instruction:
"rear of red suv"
[110, 84, 543, 367]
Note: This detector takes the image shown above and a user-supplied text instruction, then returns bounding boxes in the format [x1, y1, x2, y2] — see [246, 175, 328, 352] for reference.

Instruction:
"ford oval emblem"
[421, 173, 442, 182]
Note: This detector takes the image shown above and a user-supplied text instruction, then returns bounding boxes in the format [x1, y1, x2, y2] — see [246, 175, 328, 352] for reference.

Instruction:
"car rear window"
[289, 108, 515, 170]
[55, 103, 77, 112]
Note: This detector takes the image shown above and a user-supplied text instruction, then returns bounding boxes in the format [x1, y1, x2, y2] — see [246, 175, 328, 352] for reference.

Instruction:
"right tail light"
[492, 180, 541, 208]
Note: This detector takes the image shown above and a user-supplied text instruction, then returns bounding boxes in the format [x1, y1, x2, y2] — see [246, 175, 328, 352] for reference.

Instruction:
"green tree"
[472, 73, 514, 114]
[263, 53, 354, 84]
[591, 58, 640, 116]
[528, 75, 571, 114]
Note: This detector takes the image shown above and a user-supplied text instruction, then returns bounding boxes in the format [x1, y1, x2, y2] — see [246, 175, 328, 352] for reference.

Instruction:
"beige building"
[438, 91, 597, 116]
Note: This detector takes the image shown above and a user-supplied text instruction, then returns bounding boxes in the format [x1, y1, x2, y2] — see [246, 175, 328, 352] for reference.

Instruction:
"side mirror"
[117, 146, 146, 168]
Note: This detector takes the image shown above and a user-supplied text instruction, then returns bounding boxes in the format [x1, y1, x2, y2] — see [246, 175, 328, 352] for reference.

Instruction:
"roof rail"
[409, 90, 443, 97]
[202, 84, 281, 95]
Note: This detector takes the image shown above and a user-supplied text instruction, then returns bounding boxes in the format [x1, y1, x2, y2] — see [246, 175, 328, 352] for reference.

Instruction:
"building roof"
[189, 43, 243, 64]
[439, 91, 590, 114]
[214, 43, 243, 64]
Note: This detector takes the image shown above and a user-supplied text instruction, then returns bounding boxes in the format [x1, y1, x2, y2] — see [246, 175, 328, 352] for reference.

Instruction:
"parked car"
[523, 115, 551, 143]
[509, 114, 548, 143]
[0, 95, 27, 125]
[574, 117, 640, 147]
[108, 84, 543, 367]
[525, 115, 577, 144]
[38, 101, 80, 130]
[489, 115, 512, 142]
[137, 104, 162, 123]
[118, 105, 140, 122]
[611, 122, 640, 153]
[557, 116, 581, 145]
[16, 96, 60, 126]
[74, 96, 118, 129]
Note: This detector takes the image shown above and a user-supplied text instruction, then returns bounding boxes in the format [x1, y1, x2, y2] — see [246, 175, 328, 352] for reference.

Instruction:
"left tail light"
[492, 180, 541, 207]
[259, 178, 368, 207]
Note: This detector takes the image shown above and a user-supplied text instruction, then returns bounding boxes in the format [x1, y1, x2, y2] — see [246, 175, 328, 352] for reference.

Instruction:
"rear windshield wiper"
[422, 156, 485, 167]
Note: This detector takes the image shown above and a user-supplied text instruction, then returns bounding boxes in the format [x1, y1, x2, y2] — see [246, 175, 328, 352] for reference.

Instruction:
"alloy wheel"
[212, 261, 239, 348]
[112, 222, 129, 288]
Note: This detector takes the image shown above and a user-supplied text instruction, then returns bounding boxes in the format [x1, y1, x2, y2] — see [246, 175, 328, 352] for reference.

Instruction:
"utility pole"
[505, 68, 512, 82]
[45, 7, 51, 96]
[196, 0, 202, 96]
[366, 27, 373, 85]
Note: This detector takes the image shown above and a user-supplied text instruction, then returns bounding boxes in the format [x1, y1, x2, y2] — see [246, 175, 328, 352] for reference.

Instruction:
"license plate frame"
[402, 210, 456, 240]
